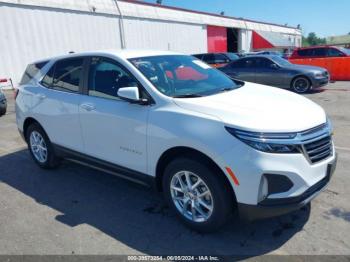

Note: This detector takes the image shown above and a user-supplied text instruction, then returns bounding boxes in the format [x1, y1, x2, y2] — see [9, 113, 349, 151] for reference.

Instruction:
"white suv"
[16, 50, 337, 232]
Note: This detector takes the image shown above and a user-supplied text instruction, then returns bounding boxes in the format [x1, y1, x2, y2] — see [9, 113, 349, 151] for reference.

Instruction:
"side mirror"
[117, 87, 141, 103]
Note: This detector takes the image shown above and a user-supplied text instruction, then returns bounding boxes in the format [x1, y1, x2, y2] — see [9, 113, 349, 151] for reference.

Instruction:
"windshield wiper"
[173, 94, 203, 98]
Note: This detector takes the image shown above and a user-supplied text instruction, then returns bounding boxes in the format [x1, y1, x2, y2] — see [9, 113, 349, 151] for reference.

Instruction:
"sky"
[142, 0, 349, 37]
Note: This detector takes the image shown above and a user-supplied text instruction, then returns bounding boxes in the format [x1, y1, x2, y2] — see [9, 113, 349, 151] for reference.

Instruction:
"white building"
[0, 0, 302, 85]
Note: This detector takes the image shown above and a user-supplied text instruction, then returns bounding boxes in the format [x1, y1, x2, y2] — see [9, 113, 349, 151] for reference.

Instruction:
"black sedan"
[219, 55, 329, 93]
[192, 52, 239, 68]
[0, 89, 7, 116]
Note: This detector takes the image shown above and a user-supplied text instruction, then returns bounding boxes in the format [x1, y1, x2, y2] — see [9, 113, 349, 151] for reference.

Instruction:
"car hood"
[173, 82, 326, 132]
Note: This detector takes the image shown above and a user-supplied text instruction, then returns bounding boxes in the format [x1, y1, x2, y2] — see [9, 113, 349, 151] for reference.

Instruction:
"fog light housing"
[258, 175, 268, 202]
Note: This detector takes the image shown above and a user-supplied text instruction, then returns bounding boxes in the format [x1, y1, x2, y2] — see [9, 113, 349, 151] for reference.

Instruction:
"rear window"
[20, 61, 48, 85]
[51, 58, 84, 93]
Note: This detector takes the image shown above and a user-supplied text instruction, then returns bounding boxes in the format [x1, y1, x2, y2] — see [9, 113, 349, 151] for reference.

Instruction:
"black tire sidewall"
[163, 158, 233, 233]
[26, 123, 59, 169]
[292, 77, 311, 93]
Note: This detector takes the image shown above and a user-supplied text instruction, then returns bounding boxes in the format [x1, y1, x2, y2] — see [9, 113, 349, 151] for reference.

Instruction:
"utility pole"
[113, 0, 126, 49]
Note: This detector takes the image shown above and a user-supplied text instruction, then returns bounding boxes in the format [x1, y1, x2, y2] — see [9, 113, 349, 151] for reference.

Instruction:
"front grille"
[303, 136, 333, 164]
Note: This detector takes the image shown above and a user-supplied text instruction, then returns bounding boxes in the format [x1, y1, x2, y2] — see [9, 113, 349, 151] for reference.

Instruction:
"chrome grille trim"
[302, 136, 333, 164]
[233, 121, 333, 164]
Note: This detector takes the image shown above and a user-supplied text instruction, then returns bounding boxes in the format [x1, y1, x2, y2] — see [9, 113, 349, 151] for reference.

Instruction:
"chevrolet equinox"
[16, 50, 337, 232]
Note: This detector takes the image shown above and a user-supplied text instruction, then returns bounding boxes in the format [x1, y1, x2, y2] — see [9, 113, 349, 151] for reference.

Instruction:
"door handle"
[36, 93, 46, 100]
[80, 103, 95, 111]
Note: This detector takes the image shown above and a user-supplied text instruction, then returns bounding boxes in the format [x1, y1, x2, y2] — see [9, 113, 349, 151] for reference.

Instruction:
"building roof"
[326, 34, 350, 45]
[0, 0, 302, 35]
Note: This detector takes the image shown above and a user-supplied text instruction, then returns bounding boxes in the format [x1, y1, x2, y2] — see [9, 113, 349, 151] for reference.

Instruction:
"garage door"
[207, 25, 227, 52]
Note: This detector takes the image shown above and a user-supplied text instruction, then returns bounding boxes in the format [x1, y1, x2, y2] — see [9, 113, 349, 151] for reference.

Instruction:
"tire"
[0, 109, 5, 116]
[163, 158, 234, 233]
[26, 123, 60, 169]
[291, 76, 311, 94]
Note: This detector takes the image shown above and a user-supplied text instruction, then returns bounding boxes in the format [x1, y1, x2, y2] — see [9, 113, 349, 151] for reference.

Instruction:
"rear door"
[224, 58, 256, 82]
[78, 56, 149, 173]
[32, 57, 85, 152]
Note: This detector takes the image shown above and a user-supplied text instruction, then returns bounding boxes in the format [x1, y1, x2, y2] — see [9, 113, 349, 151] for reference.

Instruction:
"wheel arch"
[23, 117, 47, 142]
[155, 146, 237, 203]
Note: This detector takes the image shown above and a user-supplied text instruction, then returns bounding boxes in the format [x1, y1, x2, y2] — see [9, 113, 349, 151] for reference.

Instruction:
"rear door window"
[297, 49, 313, 57]
[255, 57, 274, 68]
[52, 58, 84, 93]
[313, 48, 327, 57]
[213, 53, 228, 63]
[230, 58, 254, 69]
[20, 61, 48, 85]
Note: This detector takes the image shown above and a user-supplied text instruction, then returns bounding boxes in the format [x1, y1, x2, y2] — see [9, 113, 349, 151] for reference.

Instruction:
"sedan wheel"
[292, 77, 311, 93]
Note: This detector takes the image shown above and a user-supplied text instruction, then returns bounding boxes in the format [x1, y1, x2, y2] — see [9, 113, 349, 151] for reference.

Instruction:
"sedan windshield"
[270, 55, 292, 66]
[129, 55, 241, 97]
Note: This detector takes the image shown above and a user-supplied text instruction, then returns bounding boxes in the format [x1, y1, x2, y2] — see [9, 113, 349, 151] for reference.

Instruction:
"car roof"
[238, 54, 278, 59]
[32, 49, 182, 64]
[296, 45, 338, 50]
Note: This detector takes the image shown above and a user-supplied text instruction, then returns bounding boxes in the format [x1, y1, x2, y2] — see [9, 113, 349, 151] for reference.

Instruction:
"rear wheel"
[163, 158, 234, 233]
[292, 76, 311, 93]
[26, 123, 60, 169]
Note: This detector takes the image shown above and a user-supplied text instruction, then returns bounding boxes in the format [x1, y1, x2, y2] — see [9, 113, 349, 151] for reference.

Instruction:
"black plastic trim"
[53, 144, 156, 188]
[265, 174, 294, 195]
[238, 155, 337, 221]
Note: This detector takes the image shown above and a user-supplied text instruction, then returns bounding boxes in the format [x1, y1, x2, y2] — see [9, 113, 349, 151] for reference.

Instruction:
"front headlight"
[225, 127, 300, 154]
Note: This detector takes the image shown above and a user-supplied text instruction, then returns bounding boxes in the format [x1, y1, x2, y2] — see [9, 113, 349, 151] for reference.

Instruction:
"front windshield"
[271, 55, 292, 66]
[339, 47, 350, 55]
[129, 55, 241, 97]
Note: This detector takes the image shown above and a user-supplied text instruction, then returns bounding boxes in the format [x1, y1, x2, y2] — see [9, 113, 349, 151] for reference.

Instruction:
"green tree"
[302, 32, 326, 47]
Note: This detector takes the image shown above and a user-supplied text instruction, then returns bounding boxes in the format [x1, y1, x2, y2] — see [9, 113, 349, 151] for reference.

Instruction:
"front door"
[79, 56, 149, 174]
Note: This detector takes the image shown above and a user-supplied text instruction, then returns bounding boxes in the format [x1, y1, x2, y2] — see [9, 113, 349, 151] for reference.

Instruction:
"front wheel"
[291, 76, 311, 93]
[163, 158, 234, 233]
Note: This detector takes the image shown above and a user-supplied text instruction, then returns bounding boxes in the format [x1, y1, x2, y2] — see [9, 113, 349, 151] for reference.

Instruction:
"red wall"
[252, 31, 274, 50]
[207, 25, 227, 52]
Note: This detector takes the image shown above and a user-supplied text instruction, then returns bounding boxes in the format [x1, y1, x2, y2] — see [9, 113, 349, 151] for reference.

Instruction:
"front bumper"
[238, 155, 337, 221]
[312, 76, 329, 88]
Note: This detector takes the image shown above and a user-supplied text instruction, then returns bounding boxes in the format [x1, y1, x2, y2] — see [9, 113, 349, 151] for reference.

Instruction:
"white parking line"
[335, 146, 350, 152]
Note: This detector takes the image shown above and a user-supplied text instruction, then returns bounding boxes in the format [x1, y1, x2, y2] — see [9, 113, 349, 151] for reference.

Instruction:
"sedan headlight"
[225, 127, 300, 154]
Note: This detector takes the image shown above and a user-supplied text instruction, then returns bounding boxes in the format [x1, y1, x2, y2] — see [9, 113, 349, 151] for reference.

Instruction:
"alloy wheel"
[170, 171, 213, 222]
[29, 131, 48, 163]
